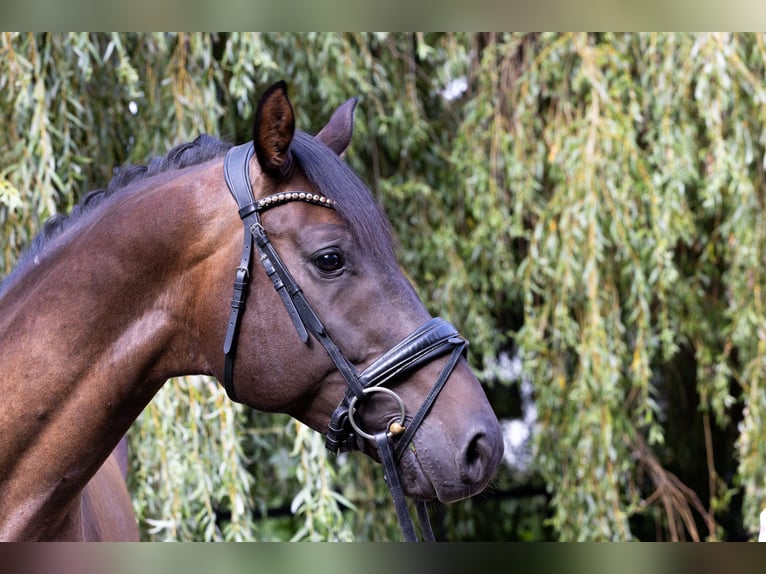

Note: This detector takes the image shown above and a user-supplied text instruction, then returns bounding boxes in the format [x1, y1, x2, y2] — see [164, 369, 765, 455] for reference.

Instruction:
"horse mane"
[0, 134, 231, 296]
[1, 130, 397, 296]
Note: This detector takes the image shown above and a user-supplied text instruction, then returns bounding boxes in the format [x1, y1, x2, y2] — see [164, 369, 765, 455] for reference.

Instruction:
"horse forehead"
[264, 199, 346, 236]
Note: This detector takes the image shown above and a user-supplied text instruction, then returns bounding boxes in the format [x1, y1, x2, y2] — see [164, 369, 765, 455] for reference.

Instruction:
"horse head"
[209, 82, 504, 513]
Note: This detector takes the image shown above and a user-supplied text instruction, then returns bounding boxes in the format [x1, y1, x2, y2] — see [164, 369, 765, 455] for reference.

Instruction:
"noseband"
[222, 142, 467, 541]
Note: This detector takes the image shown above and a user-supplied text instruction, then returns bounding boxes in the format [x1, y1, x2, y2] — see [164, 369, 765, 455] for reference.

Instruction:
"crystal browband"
[256, 191, 335, 212]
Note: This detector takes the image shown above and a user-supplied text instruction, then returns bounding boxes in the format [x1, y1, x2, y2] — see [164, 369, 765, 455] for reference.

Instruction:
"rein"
[222, 142, 467, 542]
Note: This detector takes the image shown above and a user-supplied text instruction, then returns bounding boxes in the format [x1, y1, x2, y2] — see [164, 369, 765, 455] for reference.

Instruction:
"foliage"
[2, 32, 766, 541]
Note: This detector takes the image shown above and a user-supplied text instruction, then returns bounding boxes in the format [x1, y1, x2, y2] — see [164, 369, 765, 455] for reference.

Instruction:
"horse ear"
[253, 80, 295, 177]
[316, 97, 359, 157]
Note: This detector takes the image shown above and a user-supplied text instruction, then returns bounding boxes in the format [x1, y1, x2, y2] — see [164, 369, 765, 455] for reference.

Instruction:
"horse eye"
[313, 251, 345, 274]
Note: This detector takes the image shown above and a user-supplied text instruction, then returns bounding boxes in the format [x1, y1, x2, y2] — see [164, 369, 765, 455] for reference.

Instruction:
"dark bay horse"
[0, 81, 503, 541]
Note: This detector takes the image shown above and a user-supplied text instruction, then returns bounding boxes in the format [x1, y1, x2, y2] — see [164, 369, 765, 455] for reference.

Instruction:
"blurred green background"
[2, 33, 766, 541]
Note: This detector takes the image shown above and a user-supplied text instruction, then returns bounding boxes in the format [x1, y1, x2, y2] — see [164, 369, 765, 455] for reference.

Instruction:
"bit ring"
[347, 386, 406, 441]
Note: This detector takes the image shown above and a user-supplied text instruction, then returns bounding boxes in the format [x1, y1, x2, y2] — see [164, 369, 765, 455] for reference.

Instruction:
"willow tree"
[2, 32, 765, 541]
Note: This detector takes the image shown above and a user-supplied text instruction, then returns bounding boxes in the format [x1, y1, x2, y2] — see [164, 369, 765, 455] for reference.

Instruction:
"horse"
[0, 80, 504, 541]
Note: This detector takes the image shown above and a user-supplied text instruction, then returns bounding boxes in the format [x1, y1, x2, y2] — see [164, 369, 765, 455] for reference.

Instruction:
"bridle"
[221, 142, 468, 541]
[222, 142, 468, 541]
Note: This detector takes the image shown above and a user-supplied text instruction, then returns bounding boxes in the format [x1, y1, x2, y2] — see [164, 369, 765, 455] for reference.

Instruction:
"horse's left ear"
[316, 97, 359, 157]
[253, 80, 295, 177]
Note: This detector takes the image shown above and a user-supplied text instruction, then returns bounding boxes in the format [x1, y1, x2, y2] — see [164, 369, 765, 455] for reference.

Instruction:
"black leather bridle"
[221, 142, 468, 541]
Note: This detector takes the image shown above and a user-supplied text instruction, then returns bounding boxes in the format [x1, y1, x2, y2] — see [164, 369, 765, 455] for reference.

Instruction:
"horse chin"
[395, 449, 438, 501]
[395, 441, 494, 504]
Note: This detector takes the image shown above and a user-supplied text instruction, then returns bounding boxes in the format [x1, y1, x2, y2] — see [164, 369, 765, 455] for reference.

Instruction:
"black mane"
[0, 134, 231, 295]
[1, 130, 397, 296]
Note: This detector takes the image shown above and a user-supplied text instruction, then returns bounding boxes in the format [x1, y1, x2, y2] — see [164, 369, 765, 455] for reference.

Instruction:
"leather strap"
[222, 225, 253, 401]
[222, 143, 257, 402]
[249, 221, 310, 343]
[376, 432, 435, 542]
[393, 341, 466, 462]
[415, 501, 435, 542]
[360, 318, 465, 388]
[223, 142, 256, 209]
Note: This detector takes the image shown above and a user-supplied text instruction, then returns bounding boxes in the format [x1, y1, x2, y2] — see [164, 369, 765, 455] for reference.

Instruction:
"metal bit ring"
[347, 386, 406, 441]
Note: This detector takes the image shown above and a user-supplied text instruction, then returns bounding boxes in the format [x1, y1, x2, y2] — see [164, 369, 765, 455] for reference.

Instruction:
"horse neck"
[0, 160, 233, 539]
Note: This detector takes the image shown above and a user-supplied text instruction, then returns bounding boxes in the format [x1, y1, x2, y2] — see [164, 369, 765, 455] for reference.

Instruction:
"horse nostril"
[461, 431, 494, 486]
[465, 433, 485, 467]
